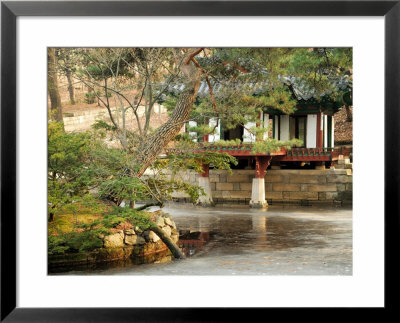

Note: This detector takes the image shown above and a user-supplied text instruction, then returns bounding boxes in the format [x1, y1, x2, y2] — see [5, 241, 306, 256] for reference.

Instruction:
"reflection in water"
[52, 204, 352, 275]
[178, 231, 210, 257]
[49, 249, 174, 274]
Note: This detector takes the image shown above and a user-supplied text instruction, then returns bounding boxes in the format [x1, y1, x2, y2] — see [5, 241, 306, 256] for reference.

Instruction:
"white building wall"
[280, 115, 290, 141]
[188, 120, 198, 142]
[243, 121, 256, 142]
[208, 118, 220, 142]
[306, 114, 317, 148]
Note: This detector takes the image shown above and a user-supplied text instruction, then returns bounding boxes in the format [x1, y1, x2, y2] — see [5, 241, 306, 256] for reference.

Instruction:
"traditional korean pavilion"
[167, 74, 352, 207]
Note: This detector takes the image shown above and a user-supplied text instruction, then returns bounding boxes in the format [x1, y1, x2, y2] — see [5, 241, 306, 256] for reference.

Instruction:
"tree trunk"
[135, 52, 202, 177]
[66, 68, 75, 104]
[150, 225, 185, 259]
[345, 105, 352, 122]
[47, 48, 63, 123]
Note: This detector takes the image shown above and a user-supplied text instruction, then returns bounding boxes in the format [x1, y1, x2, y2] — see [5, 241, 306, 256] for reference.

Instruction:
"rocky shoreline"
[49, 212, 179, 269]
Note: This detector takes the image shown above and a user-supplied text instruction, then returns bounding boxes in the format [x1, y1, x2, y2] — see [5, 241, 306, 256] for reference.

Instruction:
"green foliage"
[103, 207, 153, 230]
[48, 121, 93, 218]
[85, 91, 99, 104]
[203, 139, 242, 147]
[251, 138, 303, 154]
[48, 235, 70, 255]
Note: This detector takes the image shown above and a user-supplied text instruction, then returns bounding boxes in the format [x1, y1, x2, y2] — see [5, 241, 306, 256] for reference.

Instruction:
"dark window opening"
[289, 116, 307, 147]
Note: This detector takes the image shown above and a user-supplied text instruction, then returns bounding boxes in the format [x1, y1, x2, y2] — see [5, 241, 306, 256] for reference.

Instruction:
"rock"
[149, 230, 160, 242]
[104, 232, 124, 248]
[164, 217, 173, 227]
[125, 234, 146, 246]
[162, 225, 172, 237]
[136, 236, 146, 245]
[155, 216, 165, 227]
[171, 220, 176, 229]
[124, 229, 136, 235]
[171, 234, 179, 243]
[143, 230, 150, 242]
[135, 226, 143, 234]
[124, 234, 138, 245]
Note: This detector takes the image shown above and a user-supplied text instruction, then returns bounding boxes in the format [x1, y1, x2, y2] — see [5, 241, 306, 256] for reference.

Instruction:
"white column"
[331, 117, 335, 148]
[274, 115, 279, 139]
[306, 114, 317, 148]
[197, 177, 214, 206]
[280, 115, 290, 141]
[250, 178, 267, 208]
[323, 114, 328, 148]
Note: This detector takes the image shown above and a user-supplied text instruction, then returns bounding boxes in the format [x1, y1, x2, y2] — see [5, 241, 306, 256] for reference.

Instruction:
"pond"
[53, 203, 352, 275]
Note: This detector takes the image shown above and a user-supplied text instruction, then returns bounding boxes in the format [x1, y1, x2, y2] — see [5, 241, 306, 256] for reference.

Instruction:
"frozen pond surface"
[61, 203, 352, 276]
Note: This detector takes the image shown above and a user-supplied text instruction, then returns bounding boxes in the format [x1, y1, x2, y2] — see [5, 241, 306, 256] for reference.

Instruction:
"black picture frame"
[1, 1, 398, 321]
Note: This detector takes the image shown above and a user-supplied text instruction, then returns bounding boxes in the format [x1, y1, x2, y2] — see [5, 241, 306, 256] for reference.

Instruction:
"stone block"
[289, 175, 320, 184]
[219, 175, 227, 183]
[213, 191, 223, 198]
[300, 184, 308, 192]
[233, 183, 241, 191]
[239, 182, 252, 191]
[345, 163, 353, 169]
[345, 183, 352, 191]
[209, 175, 219, 183]
[266, 191, 283, 200]
[326, 175, 352, 183]
[229, 190, 251, 198]
[227, 175, 249, 182]
[222, 190, 232, 198]
[308, 184, 337, 192]
[318, 192, 327, 200]
[216, 182, 234, 191]
[265, 175, 283, 183]
[210, 182, 216, 191]
[273, 184, 301, 192]
[265, 183, 273, 192]
[336, 184, 346, 192]
[288, 192, 319, 200]
[326, 192, 339, 200]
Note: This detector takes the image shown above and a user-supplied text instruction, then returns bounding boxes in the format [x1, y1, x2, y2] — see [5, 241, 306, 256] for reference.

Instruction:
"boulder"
[104, 232, 124, 248]
[164, 217, 173, 227]
[149, 230, 160, 242]
[124, 234, 138, 245]
[135, 236, 146, 245]
[125, 229, 136, 236]
[125, 234, 146, 246]
[162, 225, 172, 237]
[171, 234, 179, 243]
[155, 216, 165, 227]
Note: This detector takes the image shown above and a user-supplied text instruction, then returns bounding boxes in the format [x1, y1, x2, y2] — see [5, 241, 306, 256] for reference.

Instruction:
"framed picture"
[1, 1, 398, 321]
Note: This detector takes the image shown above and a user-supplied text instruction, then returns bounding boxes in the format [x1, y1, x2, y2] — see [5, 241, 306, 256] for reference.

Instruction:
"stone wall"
[63, 104, 167, 132]
[170, 168, 352, 205]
